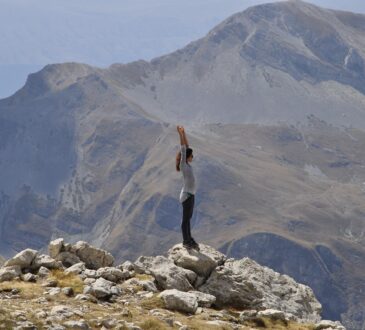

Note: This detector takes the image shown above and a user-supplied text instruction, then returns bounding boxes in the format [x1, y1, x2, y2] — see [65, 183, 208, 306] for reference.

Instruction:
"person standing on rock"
[176, 125, 200, 251]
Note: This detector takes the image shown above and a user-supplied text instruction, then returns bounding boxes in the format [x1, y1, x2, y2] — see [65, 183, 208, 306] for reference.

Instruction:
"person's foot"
[183, 241, 193, 249]
[190, 238, 200, 251]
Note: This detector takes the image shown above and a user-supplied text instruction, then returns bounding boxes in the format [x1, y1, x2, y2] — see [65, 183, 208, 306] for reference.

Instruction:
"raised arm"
[177, 125, 189, 146]
[177, 126, 188, 169]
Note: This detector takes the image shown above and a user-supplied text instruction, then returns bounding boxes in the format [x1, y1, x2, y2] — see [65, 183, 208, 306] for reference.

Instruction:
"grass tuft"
[135, 274, 154, 281]
[139, 318, 169, 330]
[140, 294, 165, 310]
[49, 269, 84, 293]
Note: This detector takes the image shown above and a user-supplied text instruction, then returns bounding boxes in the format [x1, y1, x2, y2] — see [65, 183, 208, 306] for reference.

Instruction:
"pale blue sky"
[0, 0, 364, 98]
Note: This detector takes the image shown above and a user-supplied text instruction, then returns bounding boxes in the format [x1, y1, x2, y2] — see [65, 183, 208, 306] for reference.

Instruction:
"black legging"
[181, 194, 194, 243]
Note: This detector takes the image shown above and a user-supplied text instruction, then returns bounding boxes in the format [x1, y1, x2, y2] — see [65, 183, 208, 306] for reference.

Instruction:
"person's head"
[186, 147, 193, 163]
[175, 147, 194, 171]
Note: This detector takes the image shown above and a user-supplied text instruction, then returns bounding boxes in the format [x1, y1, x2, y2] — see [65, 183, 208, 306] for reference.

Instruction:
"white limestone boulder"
[134, 255, 197, 291]
[64, 262, 85, 275]
[31, 254, 62, 270]
[4, 249, 38, 269]
[49, 238, 64, 259]
[96, 267, 130, 283]
[315, 320, 346, 330]
[0, 265, 22, 282]
[168, 243, 226, 277]
[88, 277, 115, 299]
[71, 241, 114, 270]
[188, 290, 216, 307]
[159, 289, 198, 314]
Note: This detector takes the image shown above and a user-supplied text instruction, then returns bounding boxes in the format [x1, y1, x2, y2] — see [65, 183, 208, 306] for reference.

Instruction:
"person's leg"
[187, 195, 194, 242]
[181, 196, 193, 244]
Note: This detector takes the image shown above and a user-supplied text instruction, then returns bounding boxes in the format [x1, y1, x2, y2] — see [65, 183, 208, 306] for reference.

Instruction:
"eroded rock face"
[199, 257, 322, 323]
[168, 243, 226, 278]
[134, 255, 196, 291]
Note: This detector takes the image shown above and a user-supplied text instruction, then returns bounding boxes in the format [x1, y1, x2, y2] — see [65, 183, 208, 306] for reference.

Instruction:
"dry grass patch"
[140, 294, 165, 310]
[0, 307, 15, 329]
[139, 318, 170, 330]
[49, 269, 84, 293]
[0, 280, 43, 299]
[135, 274, 155, 281]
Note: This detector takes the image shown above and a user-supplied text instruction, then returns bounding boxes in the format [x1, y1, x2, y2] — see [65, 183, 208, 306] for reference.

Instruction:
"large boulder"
[31, 254, 62, 270]
[134, 255, 197, 291]
[0, 265, 22, 282]
[4, 249, 38, 270]
[168, 243, 226, 277]
[87, 277, 118, 299]
[96, 267, 130, 283]
[71, 241, 114, 270]
[199, 257, 322, 323]
[159, 289, 198, 314]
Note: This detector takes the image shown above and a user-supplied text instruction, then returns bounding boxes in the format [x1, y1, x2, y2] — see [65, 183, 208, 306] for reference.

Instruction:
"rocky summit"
[0, 238, 345, 330]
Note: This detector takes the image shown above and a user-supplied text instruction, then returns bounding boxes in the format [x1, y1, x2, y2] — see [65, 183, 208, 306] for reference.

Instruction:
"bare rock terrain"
[0, 238, 345, 330]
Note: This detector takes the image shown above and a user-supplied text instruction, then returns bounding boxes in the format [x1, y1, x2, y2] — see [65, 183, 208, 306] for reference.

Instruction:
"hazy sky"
[0, 0, 364, 98]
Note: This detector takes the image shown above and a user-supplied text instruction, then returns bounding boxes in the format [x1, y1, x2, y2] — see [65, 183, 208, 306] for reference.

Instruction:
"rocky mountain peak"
[0, 238, 345, 329]
[3, 63, 97, 105]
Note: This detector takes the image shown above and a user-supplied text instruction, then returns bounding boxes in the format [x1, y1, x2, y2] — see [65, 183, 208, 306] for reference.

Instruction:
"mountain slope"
[108, 0, 365, 128]
[0, 1, 365, 329]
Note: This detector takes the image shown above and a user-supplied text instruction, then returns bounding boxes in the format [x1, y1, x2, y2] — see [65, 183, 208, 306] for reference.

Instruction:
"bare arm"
[177, 126, 188, 168]
[182, 130, 189, 146]
[177, 125, 189, 146]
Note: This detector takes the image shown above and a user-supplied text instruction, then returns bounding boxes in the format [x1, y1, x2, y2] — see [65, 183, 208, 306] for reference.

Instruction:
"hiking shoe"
[190, 238, 200, 251]
[183, 242, 193, 249]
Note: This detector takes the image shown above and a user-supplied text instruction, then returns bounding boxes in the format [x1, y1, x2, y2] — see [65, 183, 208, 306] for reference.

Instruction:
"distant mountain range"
[0, 1, 365, 329]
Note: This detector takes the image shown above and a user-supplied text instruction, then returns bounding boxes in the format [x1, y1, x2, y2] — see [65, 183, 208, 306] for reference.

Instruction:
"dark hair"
[176, 147, 193, 172]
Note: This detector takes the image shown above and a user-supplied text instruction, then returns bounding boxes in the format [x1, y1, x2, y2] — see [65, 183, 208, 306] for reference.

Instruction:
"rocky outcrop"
[0, 238, 344, 329]
[49, 238, 114, 269]
[199, 257, 322, 323]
